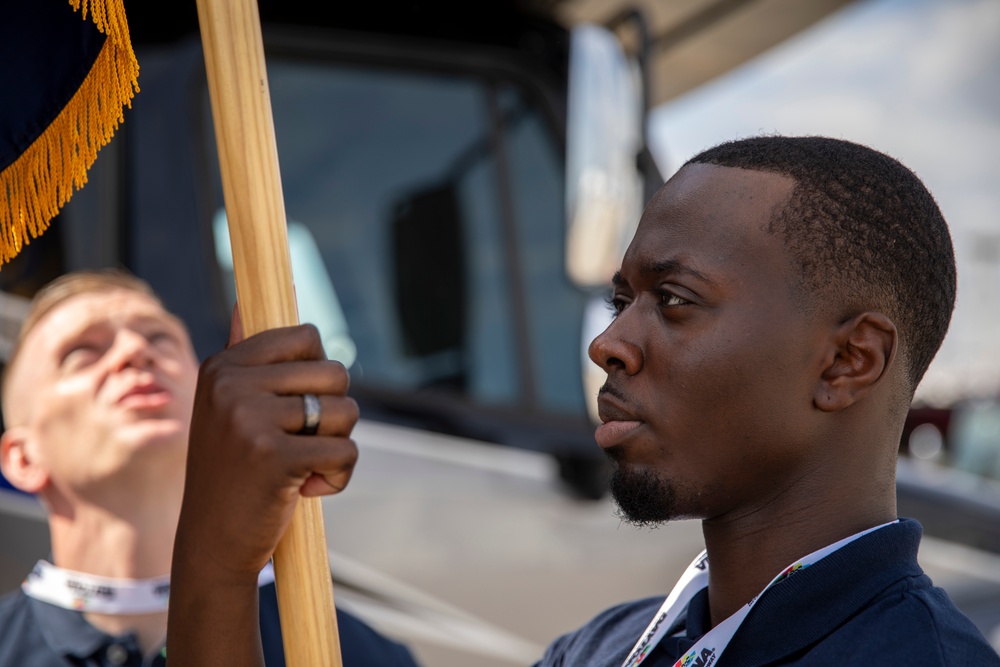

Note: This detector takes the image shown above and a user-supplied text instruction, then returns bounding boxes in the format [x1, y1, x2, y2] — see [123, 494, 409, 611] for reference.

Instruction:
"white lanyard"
[22, 560, 276, 615]
[621, 521, 897, 667]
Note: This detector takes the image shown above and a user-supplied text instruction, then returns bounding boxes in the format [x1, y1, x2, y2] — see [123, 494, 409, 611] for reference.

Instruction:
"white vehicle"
[4, 0, 997, 656]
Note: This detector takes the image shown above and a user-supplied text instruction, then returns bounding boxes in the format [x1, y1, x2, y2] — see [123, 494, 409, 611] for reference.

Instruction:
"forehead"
[25, 290, 185, 351]
[2, 289, 190, 424]
[622, 163, 796, 279]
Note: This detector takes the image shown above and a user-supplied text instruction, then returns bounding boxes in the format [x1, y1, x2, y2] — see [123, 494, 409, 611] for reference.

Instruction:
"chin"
[124, 420, 188, 451]
[608, 462, 680, 528]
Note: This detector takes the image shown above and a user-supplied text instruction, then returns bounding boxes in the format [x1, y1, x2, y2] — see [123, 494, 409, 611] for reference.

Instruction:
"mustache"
[598, 382, 629, 403]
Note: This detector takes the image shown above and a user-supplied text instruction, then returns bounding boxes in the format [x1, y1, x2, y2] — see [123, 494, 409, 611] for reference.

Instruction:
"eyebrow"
[612, 259, 716, 287]
[59, 321, 108, 344]
[58, 313, 184, 347]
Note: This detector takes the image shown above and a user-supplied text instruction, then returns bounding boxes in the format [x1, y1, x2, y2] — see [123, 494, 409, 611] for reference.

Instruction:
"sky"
[648, 0, 1000, 407]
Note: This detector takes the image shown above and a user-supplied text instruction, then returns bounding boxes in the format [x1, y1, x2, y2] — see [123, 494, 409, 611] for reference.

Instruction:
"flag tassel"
[0, 0, 138, 267]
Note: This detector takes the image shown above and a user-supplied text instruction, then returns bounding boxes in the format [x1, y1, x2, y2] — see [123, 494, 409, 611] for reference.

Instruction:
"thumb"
[228, 302, 245, 348]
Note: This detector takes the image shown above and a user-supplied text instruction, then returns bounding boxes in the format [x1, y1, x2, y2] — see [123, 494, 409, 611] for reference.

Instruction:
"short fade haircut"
[685, 136, 955, 391]
[2, 269, 162, 403]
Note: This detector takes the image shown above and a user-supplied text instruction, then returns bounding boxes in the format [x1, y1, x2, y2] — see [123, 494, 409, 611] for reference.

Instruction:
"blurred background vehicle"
[2, 0, 998, 664]
[1, 0, 859, 502]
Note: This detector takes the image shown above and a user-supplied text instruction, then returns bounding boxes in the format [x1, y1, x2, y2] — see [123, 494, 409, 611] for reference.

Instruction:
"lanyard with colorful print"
[22, 559, 275, 614]
[620, 521, 897, 667]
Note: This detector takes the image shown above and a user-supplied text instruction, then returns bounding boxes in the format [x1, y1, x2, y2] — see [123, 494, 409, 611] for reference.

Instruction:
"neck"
[47, 485, 181, 579]
[44, 479, 182, 654]
[699, 468, 896, 628]
[86, 610, 169, 657]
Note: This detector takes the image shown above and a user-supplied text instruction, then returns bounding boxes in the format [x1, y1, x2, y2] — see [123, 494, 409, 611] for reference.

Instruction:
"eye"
[61, 344, 100, 371]
[657, 289, 691, 309]
[147, 329, 182, 350]
[605, 293, 628, 318]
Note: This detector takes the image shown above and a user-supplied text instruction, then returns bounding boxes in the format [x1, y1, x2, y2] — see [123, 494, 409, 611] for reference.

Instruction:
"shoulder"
[0, 589, 61, 664]
[822, 519, 999, 664]
[335, 607, 421, 667]
[534, 596, 665, 667]
[257, 582, 421, 667]
[889, 579, 1000, 665]
[729, 521, 1000, 666]
[845, 519, 1000, 667]
[0, 587, 25, 614]
[804, 574, 1000, 666]
[0, 588, 33, 635]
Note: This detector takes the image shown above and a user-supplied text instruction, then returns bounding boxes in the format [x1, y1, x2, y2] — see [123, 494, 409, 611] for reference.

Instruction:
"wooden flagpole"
[193, 0, 342, 664]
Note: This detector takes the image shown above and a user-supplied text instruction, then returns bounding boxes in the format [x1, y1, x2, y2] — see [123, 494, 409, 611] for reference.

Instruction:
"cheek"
[179, 373, 199, 415]
[33, 386, 104, 472]
[662, 327, 797, 446]
[167, 359, 199, 397]
[700, 337, 812, 466]
[665, 332, 757, 415]
[41, 378, 99, 429]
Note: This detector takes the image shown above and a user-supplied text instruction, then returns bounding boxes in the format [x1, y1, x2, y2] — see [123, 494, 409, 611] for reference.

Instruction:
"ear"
[814, 312, 897, 413]
[0, 427, 50, 494]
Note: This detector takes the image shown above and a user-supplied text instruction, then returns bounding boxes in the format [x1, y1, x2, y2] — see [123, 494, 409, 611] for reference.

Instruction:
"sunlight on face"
[6, 290, 199, 494]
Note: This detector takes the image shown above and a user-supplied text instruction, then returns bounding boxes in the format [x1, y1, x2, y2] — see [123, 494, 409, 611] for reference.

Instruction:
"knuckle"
[343, 397, 360, 425]
[324, 463, 354, 492]
[325, 360, 351, 392]
[328, 398, 359, 435]
[268, 323, 326, 361]
[227, 400, 261, 434]
[200, 355, 241, 394]
[342, 438, 359, 466]
[324, 475, 351, 494]
[299, 322, 321, 340]
[248, 432, 278, 461]
[199, 354, 224, 382]
[212, 369, 238, 395]
[297, 324, 325, 358]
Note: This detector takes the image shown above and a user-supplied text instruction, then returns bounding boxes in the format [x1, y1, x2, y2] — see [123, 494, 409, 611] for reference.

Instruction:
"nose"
[108, 329, 155, 372]
[588, 317, 643, 376]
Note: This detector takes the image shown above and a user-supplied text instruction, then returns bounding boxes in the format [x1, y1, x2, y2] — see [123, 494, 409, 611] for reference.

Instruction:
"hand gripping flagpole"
[194, 0, 343, 664]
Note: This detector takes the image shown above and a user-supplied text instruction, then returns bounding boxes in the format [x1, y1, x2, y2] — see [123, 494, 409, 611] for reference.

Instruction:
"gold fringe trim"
[0, 0, 139, 267]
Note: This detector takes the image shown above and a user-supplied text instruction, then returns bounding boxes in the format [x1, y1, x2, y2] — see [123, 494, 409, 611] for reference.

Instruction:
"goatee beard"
[607, 454, 677, 528]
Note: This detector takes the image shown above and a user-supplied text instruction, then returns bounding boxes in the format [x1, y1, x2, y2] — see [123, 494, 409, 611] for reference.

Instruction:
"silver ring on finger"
[300, 393, 321, 435]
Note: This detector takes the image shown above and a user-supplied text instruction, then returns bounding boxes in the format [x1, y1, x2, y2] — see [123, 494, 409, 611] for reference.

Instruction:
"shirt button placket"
[105, 642, 130, 666]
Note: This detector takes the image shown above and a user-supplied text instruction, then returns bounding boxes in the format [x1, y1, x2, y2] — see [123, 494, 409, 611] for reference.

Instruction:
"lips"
[595, 389, 643, 448]
[117, 382, 172, 409]
[594, 419, 643, 448]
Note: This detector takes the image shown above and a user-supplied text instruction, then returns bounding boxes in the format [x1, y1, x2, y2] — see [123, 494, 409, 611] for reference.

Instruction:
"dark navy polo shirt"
[0, 581, 419, 666]
[535, 519, 1000, 666]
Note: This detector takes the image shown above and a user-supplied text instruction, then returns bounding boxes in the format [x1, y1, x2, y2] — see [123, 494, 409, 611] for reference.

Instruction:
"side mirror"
[565, 24, 644, 288]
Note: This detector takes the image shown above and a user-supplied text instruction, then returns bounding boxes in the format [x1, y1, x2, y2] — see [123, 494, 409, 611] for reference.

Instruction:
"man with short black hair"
[0, 269, 418, 666]
[165, 136, 1000, 665]
[536, 136, 995, 666]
